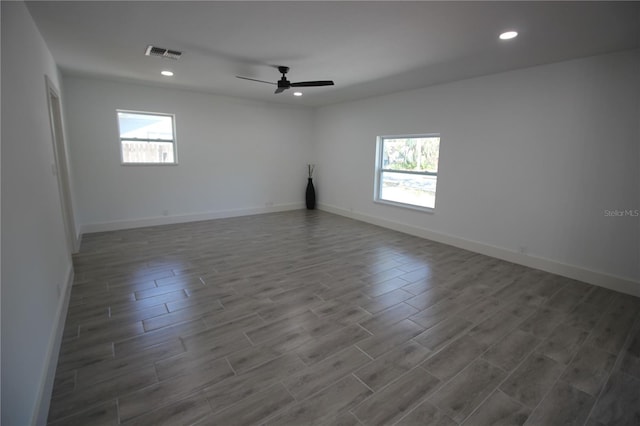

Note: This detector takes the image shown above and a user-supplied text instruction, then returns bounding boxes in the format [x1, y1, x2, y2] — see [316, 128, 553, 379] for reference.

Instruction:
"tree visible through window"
[375, 135, 440, 209]
[117, 110, 177, 164]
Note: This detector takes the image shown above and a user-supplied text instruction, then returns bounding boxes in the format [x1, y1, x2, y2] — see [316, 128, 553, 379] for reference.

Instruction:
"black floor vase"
[306, 178, 316, 210]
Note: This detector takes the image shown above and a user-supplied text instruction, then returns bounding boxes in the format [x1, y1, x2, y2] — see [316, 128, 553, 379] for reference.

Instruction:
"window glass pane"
[380, 172, 437, 209]
[382, 137, 439, 172]
[118, 112, 174, 141]
[121, 141, 175, 164]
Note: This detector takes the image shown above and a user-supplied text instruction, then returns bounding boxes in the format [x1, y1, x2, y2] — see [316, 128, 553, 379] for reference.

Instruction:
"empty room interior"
[2, 1, 640, 425]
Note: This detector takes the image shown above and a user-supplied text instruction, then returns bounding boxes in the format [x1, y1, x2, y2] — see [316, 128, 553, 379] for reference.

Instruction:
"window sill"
[374, 199, 435, 214]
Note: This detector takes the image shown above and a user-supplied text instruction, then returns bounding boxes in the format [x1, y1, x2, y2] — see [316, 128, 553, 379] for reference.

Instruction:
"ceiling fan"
[236, 66, 334, 94]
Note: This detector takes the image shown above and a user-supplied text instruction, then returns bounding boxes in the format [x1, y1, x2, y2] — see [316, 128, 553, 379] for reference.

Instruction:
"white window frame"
[117, 109, 178, 165]
[374, 133, 440, 212]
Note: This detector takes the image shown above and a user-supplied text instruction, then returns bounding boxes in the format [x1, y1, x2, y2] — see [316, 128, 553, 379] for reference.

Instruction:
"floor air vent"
[145, 45, 182, 60]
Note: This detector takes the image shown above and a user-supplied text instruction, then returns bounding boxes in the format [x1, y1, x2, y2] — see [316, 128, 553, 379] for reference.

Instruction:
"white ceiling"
[26, 1, 640, 107]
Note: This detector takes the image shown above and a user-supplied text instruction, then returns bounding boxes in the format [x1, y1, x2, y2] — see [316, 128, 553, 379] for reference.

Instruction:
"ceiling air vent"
[145, 45, 182, 60]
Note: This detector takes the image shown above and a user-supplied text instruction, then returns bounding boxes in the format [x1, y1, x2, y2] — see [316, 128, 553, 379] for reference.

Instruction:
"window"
[117, 110, 177, 164]
[375, 134, 440, 210]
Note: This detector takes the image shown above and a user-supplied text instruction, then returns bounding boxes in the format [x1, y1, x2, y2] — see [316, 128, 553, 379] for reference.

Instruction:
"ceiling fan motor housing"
[277, 79, 291, 89]
[278, 66, 291, 89]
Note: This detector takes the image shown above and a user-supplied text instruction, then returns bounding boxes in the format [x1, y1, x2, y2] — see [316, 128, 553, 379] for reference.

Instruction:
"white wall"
[63, 77, 314, 233]
[314, 50, 640, 292]
[1, 2, 74, 424]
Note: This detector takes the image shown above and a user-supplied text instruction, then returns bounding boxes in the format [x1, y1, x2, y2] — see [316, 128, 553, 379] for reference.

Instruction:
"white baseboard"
[80, 202, 305, 235]
[318, 203, 640, 298]
[32, 265, 74, 426]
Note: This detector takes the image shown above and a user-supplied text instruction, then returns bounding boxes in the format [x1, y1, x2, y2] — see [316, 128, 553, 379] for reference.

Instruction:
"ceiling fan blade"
[239, 67, 333, 94]
[290, 80, 334, 87]
[236, 76, 276, 85]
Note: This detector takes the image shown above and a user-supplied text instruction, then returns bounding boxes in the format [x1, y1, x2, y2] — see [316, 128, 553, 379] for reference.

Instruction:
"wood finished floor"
[48, 210, 640, 426]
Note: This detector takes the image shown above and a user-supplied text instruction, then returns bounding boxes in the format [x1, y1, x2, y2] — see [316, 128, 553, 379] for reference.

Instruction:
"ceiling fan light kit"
[237, 66, 334, 95]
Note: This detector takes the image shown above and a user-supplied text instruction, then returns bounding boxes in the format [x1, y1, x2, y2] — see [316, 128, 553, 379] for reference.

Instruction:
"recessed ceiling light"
[499, 31, 518, 40]
[293, 92, 303, 97]
[161, 70, 174, 77]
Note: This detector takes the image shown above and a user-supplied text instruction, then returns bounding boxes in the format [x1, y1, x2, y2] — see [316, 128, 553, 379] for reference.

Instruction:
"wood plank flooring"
[48, 210, 640, 425]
